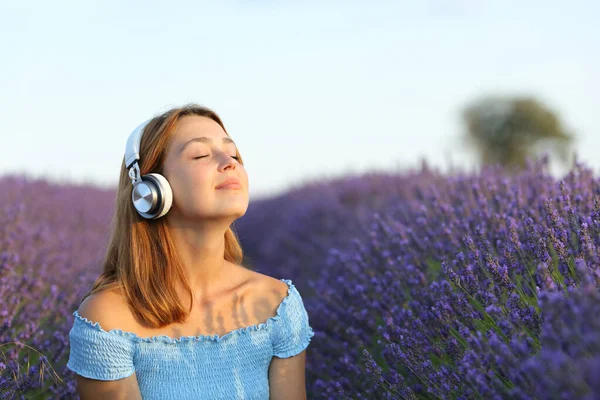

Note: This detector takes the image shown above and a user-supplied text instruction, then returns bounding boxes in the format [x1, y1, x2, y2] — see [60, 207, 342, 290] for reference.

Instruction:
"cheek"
[239, 165, 249, 182]
[170, 167, 209, 195]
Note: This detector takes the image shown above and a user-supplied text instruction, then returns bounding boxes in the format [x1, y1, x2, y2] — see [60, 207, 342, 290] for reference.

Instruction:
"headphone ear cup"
[131, 173, 173, 219]
[146, 173, 173, 219]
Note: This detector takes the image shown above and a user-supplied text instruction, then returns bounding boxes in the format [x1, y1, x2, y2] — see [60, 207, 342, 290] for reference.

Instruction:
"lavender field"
[2, 156, 600, 399]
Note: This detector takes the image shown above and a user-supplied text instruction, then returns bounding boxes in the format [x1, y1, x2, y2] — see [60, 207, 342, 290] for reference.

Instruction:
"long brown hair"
[81, 103, 247, 328]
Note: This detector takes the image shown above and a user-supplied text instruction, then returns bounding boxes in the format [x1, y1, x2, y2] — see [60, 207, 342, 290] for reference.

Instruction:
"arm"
[268, 350, 308, 400]
[76, 373, 143, 400]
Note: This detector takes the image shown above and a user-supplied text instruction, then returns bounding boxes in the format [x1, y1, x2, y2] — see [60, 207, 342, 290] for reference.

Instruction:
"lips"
[215, 178, 241, 190]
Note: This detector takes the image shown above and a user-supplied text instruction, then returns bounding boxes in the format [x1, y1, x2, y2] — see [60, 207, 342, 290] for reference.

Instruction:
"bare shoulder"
[248, 270, 291, 306]
[77, 288, 130, 332]
[227, 261, 289, 299]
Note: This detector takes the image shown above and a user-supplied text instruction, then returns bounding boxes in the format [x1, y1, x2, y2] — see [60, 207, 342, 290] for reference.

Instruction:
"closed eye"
[194, 156, 239, 160]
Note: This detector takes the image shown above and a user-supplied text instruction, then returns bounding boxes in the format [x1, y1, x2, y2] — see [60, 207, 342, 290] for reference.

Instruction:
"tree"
[460, 95, 576, 172]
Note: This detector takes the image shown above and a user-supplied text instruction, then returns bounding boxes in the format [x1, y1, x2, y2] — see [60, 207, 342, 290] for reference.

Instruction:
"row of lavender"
[2, 155, 600, 398]
[0, 176, 115, 398]
[235, 157, 600, 399]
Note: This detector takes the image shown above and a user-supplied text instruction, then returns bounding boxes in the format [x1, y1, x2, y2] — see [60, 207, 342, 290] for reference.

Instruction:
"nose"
[220, 153, 237, 171]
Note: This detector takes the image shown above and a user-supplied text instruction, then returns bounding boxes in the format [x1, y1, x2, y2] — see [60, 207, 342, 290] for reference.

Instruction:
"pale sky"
[1, 0, 598, 200]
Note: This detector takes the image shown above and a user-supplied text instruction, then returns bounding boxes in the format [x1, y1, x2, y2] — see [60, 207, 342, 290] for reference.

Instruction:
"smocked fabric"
[66, 279, 314, 400]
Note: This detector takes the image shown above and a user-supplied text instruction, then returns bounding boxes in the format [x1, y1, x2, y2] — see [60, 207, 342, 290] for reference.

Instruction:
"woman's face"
[161, 114, 249, 221]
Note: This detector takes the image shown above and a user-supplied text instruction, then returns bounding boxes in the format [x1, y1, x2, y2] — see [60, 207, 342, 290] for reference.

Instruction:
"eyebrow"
[179, 137, 236, 153]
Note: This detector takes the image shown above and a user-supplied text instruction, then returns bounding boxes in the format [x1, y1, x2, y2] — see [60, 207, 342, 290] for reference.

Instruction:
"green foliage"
[460, 95, 576, 171]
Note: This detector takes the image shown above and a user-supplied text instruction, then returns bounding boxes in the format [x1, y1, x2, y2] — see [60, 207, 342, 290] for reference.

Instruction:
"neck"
[167, 218, 232, 302]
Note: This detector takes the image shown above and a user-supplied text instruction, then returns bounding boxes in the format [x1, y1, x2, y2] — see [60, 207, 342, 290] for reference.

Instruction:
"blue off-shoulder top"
[66, 279, 314, 400]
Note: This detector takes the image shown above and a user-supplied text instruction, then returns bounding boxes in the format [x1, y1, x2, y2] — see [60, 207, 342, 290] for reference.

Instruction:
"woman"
[66, 104, 314, 399]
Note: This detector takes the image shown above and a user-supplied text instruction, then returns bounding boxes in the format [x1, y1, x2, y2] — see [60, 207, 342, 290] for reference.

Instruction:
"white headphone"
[124, 119, 173, 219]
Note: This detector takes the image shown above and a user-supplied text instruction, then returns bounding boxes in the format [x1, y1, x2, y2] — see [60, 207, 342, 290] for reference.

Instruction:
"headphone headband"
[125, 119, 152, 169]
